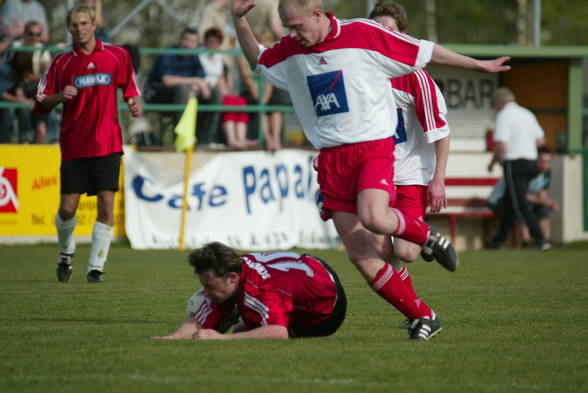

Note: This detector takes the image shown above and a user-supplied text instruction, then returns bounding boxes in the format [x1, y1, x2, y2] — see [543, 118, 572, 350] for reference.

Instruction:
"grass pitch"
[1, 243, 587, 393]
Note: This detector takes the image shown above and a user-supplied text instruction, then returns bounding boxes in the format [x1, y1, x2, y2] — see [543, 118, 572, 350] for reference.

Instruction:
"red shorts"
[222, 95, 249, 124]
[395, 185, 428, 222]
[317, 138, 396, 219]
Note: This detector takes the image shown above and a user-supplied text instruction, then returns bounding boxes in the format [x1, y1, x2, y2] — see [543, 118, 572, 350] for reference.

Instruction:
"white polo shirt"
[493, 102, 544, 160]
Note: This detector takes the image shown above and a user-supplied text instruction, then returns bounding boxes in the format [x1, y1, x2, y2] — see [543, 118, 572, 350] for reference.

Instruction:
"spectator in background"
[241, 0, 289, 151]
[1, 0, 48, 41]
[78, 0, 108, 42]
[486, 87, 550, 250]
[488, 146, 559, 248]
[196, 27, 225, 147]
[0, 29, 16, 142]
[10, 20, 55, 143]
[144, 27, 210, 143]
[196, 0, 229, 49]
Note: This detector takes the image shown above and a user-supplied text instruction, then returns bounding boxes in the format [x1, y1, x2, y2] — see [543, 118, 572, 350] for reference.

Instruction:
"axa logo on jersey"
[307, 70, 349, 117]
[0, 167, 19, 213]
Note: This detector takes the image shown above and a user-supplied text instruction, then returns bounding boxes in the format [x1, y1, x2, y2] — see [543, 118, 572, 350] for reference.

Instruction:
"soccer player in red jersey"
[231, 0, 509, 339]
[152, 242, 346, 340]
[35, 5, 142, 283]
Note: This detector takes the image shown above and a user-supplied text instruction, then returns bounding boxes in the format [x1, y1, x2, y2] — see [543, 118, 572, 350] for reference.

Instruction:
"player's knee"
[58, 207, 76, 221]
[394, 241, 421, 262]
[359, 212, 389, 234]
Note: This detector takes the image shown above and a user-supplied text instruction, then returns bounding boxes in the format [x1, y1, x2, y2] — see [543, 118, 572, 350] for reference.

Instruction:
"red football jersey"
[35, 39, 140, 161]
[193, 252, 339, 330]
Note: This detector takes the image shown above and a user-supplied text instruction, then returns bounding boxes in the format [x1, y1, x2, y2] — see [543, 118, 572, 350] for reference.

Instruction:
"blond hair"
[66, 5, 96, 28]
[279, 0, 322, 16]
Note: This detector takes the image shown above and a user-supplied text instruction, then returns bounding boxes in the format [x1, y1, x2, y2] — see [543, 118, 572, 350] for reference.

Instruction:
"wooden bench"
[426, 177, 501, 245]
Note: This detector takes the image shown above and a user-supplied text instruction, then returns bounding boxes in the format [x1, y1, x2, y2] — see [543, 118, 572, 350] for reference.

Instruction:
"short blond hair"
[66, 5, 96, 28]
[279, 0, 322, 15]
[493, 87, 515, 105]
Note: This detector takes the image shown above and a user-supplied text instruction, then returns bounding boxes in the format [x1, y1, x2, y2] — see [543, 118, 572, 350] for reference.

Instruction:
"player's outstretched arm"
[194, 324, 288, 340]
[151, 318, 200, 339]
[431, 44, 511, 73]
[231, 0, 262, 70]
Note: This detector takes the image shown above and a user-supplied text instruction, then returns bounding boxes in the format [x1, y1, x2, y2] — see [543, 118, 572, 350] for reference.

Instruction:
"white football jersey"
[391, 70, 450, 185]
[256, 14, 434, 149]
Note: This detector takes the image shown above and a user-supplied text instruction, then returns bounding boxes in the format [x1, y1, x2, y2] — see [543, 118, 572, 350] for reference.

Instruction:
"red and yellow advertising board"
[0, 145, 125, 238]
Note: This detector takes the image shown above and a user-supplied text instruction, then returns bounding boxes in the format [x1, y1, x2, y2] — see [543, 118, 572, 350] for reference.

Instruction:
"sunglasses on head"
[26, 31, 42, 37]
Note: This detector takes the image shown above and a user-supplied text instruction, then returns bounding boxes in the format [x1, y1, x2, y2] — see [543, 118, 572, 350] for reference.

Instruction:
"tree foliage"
[43, 0, 588, 46]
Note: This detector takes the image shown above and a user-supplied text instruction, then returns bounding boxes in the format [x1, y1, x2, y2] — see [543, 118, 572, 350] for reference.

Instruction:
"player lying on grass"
[152, 242, 347, 340]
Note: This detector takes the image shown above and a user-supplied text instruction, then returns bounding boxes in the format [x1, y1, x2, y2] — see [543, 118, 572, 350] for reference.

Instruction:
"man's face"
[198, 270, 239, 304]
[280, 4, 322, 47]
[205, 36, 222, 50]
[373, 15, 400, 32]
[24, 25, 43, 44]
[537, 152, 552, 173]
[69, 12, 96, 46]
[180, 33, 199, 50]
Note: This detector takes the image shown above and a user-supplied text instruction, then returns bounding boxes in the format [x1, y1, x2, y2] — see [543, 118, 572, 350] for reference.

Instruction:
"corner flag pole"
[174, 96, 198, 251]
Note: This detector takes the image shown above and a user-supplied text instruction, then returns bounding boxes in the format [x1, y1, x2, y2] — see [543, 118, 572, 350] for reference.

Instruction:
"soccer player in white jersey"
[231, 0, 509, 340]
[368, 0, 451, 330]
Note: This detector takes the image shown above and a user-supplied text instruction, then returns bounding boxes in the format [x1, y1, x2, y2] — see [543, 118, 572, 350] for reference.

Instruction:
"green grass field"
[1, 243, 587, 393]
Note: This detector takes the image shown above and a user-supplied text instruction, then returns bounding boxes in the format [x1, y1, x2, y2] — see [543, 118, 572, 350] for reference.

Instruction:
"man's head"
[67, 5, 96, 46]
[204, 27, 223, 50]
[23, 21, 43, 44]
[369, 1, 408, 32]
[493, 87, 515, 111]
[278, 0, 328, 47]
[537, 146, 553, 174]
[180, 27, 199, 50]
[188, 242, 242, 304]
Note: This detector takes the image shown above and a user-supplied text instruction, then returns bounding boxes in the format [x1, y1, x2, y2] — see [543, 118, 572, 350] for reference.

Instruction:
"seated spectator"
[195, 0, 229, 49]
[488, 146, 559, 248]
[9, 20, 56, 143]
[0, 29, 16, 142]
[237, 54, 290, 151]
[144, 27, 210, 144]
[221, 94, 252, 149]
[1, 0, 49, 42]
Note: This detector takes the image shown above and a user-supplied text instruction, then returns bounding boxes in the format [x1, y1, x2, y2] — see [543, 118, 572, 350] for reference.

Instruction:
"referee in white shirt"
[486, 87, 550, 250]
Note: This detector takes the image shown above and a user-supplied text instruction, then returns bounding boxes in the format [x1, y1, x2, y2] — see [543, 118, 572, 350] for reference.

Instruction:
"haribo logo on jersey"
[307, 70, 349, 117]
[74, 73, 112, 89]
[0, 168, 19, 213]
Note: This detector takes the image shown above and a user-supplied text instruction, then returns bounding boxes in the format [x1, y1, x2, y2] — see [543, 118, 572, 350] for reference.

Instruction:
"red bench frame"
[426, 177, 501, 245]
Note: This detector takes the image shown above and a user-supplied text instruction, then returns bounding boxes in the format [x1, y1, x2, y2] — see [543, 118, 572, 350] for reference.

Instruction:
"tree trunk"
[517, 0, 529, 45]
[424, 0, 438, 42]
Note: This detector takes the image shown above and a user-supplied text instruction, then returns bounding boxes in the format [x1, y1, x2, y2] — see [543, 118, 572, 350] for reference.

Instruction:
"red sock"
[391, 208, 428, 244]
[397, 266, 415, 294]
[370, 264, 432, 319]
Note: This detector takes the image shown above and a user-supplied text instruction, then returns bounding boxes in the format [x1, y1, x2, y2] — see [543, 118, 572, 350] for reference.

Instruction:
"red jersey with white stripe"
[35, 39, 140, 161]
[256, 13, 434, 149]
[391, 70, 449, 185]
[193, 252, 338, 330]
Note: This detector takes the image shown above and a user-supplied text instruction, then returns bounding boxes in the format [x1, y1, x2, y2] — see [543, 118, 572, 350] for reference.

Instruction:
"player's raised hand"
[479, 57, 511, 73]
[232, 0, 256, 18]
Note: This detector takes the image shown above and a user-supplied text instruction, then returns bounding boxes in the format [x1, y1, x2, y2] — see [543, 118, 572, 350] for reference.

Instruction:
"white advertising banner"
[124, 149, 339, 250]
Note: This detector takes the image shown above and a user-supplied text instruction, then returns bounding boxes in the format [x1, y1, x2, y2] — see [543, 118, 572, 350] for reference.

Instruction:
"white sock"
[88, 221, 114, 273]
[56, 214, 76, 256]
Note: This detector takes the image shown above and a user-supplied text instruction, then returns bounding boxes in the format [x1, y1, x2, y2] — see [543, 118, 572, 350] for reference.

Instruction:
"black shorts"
[288, 256, 347, 339]
[60, 152, 122, 196]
